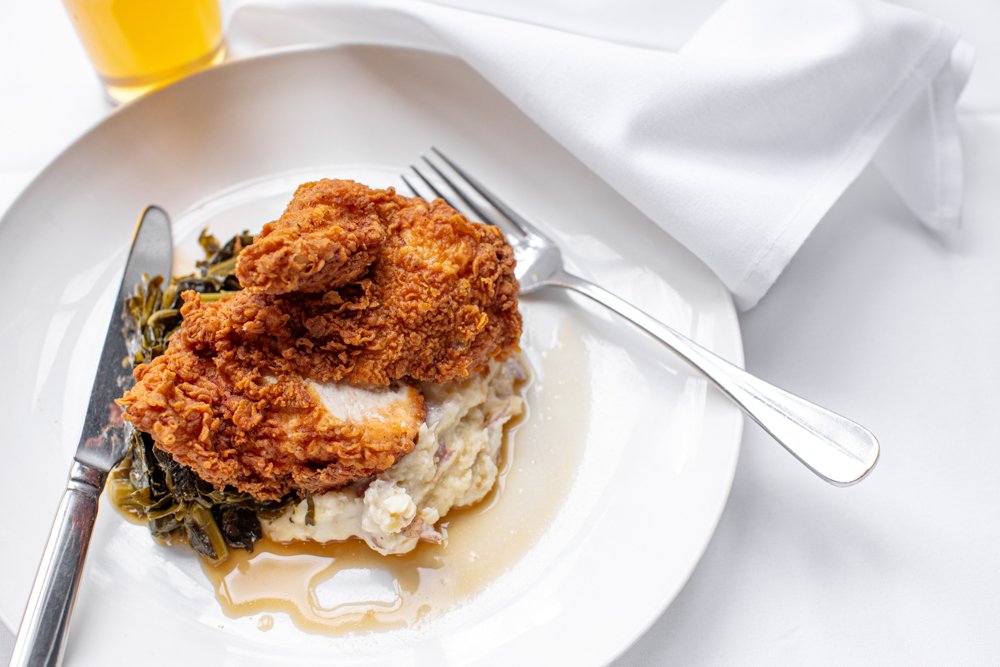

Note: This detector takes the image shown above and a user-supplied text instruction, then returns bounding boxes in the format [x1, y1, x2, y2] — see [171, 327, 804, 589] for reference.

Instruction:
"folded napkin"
[227, 0, 972, 309]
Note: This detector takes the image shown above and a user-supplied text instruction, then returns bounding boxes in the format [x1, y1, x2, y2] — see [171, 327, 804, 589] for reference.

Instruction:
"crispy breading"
[120, 333, 426, 500]
[119, 180, 521, 500]
[219, 194, 521, 385]
[235, 180, 391, 294]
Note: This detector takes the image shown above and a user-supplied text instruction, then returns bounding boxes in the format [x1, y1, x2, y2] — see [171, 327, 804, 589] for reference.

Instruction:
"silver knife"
[11, 206, 174, 667]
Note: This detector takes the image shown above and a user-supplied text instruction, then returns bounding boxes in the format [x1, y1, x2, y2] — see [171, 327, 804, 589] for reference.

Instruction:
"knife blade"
[11, 206, 174, 667]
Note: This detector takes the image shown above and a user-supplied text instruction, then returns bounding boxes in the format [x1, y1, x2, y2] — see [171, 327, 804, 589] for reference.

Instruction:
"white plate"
[0, 45, 743, 666]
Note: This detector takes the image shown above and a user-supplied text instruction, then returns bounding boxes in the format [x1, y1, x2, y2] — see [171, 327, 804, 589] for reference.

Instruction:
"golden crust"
[235, 180, 392, 294]
[119, 179, 521, 500]
[187, 186, 521, 385]
[119, 333, 426, 501]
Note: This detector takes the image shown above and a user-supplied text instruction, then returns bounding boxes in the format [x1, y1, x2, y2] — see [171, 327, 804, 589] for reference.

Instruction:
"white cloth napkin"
[226, 0, 972, 309]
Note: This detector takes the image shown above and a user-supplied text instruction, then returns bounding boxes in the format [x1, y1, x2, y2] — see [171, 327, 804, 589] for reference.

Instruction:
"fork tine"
[432, 147, 551, 239]
[418, 156, 513, 234]
[398, 173, 422, 199]
[406, 165, 462, 211]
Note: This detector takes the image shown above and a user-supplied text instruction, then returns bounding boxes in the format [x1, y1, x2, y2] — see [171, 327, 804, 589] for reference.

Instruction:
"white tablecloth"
[1, 1, 997, 664]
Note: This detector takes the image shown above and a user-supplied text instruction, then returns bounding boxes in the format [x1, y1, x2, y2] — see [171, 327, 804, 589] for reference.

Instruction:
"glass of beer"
[62, 0, 226, 104]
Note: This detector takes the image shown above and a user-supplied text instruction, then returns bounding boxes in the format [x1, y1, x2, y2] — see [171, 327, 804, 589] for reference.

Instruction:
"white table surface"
[2, 1, 998, 665]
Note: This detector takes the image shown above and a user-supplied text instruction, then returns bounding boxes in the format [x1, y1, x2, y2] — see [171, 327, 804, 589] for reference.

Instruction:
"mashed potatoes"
[263, 357, 526, 555]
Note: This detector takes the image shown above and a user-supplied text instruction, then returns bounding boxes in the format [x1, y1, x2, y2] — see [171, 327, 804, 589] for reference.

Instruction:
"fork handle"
[552, 269, 878, 486]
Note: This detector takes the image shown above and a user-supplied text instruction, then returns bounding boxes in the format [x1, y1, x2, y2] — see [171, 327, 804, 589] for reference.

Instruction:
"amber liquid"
[197, 323, 592, 636]
[62, 0, 226, 104]
[110, 322, 591, 636]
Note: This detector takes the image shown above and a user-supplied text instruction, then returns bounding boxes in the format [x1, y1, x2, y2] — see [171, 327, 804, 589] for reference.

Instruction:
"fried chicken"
[120, 335, 426, 500]
[225, 188, 521, 385]
[119, 179, 521, 501]
[235, 180, 392, 294]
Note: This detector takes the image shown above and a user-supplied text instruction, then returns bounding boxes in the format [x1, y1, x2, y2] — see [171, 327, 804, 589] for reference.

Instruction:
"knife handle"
[10, 462, 107, 667]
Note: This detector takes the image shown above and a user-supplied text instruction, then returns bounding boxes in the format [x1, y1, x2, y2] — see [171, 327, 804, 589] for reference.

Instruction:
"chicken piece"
[119, 334, 426, 501]
[235, 180, 391, 294]
[195, 184, 522, 385]
[119, 179, 520, 500]
[350, 195, 521, 384]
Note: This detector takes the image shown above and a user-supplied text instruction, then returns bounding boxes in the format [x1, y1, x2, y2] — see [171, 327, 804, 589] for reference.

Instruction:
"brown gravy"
[121, 320, 590, 636]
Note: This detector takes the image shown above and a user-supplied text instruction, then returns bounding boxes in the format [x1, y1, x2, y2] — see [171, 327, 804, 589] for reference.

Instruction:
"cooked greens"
[123, 274, 179, 367]
[110, 229, 293, 564]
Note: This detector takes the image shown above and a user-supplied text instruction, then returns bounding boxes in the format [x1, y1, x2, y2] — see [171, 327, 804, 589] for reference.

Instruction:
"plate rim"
[0, 42, 745, 666]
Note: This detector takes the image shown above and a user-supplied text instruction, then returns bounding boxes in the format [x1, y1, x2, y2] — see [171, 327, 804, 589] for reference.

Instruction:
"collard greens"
[109, 230, 292, 564]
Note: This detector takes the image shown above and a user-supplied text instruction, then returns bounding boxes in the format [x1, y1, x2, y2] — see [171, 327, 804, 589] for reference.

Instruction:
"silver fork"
[404, 148, 879, 486]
